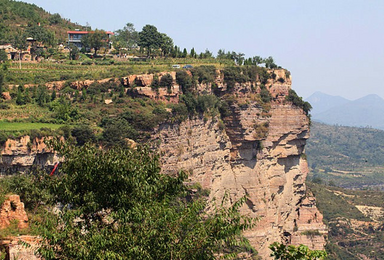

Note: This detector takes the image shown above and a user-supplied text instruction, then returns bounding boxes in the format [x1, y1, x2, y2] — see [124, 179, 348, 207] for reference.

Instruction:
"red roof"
[67, 31, 114, 35]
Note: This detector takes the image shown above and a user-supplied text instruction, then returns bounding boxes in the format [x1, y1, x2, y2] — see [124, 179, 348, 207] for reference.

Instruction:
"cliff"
[0, 69, 327, 258]
[153, 70, 327, 258]
[0, 136, 61, 174]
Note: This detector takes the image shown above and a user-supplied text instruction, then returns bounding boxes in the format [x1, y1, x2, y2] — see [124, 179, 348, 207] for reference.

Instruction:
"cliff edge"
[154, 69, 327, 258]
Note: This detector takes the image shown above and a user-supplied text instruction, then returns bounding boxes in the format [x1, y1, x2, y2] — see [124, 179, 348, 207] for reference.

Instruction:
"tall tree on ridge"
[138, 25, 162, 58]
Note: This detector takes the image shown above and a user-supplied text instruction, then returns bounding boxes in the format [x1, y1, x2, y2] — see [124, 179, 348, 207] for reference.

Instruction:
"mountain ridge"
[306, 91, 384, 130]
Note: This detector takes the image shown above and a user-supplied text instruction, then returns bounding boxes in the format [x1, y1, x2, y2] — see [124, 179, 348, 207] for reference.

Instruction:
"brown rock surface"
[1, 92, 11, 100]
[0, 236, 41, 260]
[0, 195, 28, 229]
[0, 136, 62, 173]
[154, 70, 326, 258]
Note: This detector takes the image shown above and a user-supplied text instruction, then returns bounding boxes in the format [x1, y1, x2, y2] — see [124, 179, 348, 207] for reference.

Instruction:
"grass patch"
[0, 122, 64, 131]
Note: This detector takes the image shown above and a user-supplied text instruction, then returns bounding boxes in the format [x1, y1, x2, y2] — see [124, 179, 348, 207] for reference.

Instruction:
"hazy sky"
[22, 0, 384, 100]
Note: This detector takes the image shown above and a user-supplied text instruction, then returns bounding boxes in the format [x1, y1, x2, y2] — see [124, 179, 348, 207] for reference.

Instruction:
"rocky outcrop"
[153, 69, 326, 258]
[0, 136, 61, 174]
[0, 195, 28, 229]
[1, 92, 11, 100]
[0, 196, 40, 259]
[0, 236, 41, 260]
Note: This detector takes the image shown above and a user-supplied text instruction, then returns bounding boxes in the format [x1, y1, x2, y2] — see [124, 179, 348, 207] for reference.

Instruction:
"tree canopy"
[82, 29, 109, 56]
[113, 23, 138, 52]
[37, 141, 258, 259]
[138, 25, 173, 57]
[269, 242, 327, 260]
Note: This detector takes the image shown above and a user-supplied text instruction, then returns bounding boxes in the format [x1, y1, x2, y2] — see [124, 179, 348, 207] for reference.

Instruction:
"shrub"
[0, 132, 8, 145]
[286, 89, 312, 115]
[0, 103, 10, 110]
[223, 67, 248, 90]
[176, 70, 193, 94]
[191, 65, 216, 84]
[260, 85, 271, 103]
[71, 125, 96, 146]
[81, 60, 93, 66]
[159, 73, 173, 90]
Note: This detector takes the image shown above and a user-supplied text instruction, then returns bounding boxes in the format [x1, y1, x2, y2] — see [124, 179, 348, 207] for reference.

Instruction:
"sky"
[22, 0, 384, 100]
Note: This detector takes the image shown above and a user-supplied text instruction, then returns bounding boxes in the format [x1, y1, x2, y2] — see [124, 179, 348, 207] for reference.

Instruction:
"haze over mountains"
[306, 92, 384, 130]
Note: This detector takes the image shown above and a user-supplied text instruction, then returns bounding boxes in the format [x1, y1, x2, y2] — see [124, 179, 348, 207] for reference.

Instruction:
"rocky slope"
[0, 69, 327, 258]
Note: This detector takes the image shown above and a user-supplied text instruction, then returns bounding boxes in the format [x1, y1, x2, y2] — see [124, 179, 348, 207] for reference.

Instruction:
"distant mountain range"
[306, 92, 384, 130]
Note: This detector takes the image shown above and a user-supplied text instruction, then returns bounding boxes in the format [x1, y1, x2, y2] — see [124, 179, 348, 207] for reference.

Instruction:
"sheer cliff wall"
[153, 70, 327, 258]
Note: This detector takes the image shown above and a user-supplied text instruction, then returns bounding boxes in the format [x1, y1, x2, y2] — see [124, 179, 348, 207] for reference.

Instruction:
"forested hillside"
[0, 0, 84, 45]
[306, 122, 384, 189]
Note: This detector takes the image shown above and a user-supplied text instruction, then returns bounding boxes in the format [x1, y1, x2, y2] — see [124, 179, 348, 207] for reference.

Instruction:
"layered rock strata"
[153, 71, 327, 258]
[0, 136, 60, 174]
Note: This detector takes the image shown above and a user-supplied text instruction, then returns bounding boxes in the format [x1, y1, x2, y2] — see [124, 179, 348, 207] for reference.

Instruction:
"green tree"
[269, 242, 327, 260]
[48, 13, 62, 25]
[0, 49, 7, 63]
[68, 43, 79, 60]
[264, 56, 277, 69]
[113, 23, 138, 55]
[0, 70, 4, 96]
[190, 47, 196, 58]
[138, 25, 162, 57]
[176, 70, 193, 93]
[16, 87, 25, 105]
[51, 90, 56, 101]
[35, 85, 50, 106]
[82, 29, 108, 57]
[159, 73, 173, 91]
[38, 142, 257, 259]
[182, 48, 188, 58]
[11, 31, 27, 69]
[71, 125, 96, 146]
[24, 25, 55, 46]
[159, 33, 173, 57]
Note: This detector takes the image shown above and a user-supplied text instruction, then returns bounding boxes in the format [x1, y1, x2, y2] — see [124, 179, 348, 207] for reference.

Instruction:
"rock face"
[153, 69, 327, 258]
[0, 136, 61, 174]
[0, 196, 40, 260]
[0, 195, 28, 229]
[0, 236, 41, 260]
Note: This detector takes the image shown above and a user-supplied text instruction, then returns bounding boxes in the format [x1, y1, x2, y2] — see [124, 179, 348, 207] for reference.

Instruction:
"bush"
[176, 70, 193, 93]
[260, 85, 271, 103]
[286, 89, 312, 115]
[36, 143, 257, 259]
[71, 125, 96, 146]
[81, 60, 93, 66]
[223, 67, 248, 90]
[159, 73, 173, 91]
[191, 65, 216, 84]
[0, 132, 8, 145]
